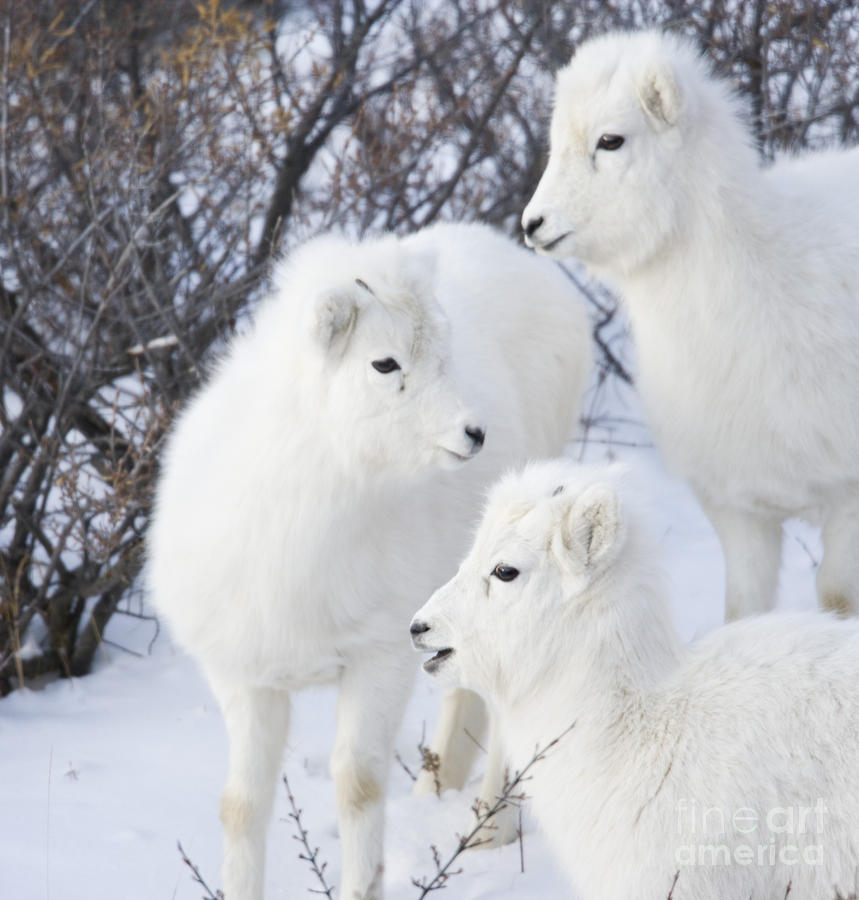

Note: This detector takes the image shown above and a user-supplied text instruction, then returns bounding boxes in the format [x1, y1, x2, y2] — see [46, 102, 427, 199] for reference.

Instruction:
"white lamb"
[521, 29, 859, 620]
[411, 459, 859, 900]
[147, 222, 591, 900]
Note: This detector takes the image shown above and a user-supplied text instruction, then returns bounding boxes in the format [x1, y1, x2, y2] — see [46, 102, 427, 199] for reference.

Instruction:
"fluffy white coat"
[147, 222, 592, 900]
[522, 29, 859, 620]
[412, 459, 859, 900]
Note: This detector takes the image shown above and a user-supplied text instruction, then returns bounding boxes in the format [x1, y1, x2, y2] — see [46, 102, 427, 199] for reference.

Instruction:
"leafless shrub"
[668, 1, 859, 154]
[283, 771, 336, 899]
[1, 0, 856, 692]
[1, 0, 277, 691]
[176, 751, 857, 898]
[412, 722, 576, 895]
[177, 840, 224, 900]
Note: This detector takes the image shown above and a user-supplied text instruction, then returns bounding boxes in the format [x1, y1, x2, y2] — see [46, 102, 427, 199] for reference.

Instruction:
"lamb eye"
[597, 134, 625, 151]
[491, 564, 519, 582]
[372, 357, 401, 374]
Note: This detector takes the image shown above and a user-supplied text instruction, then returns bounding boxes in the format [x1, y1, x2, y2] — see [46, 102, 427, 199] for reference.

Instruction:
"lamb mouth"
[423, 647, 454, 673]
[540, 231, 572, 252]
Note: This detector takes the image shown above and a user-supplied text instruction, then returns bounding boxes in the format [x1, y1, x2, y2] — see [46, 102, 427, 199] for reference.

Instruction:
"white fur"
[522, 29, 859, 619]
[412, 459, 859, 900]
[147, 222, 591, 900]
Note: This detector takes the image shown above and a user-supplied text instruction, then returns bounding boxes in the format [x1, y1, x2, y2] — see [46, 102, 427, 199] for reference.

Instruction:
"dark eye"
[372, 357, 401, 374]
[597, 134, 625, 151]
[491, 564, 519, 582]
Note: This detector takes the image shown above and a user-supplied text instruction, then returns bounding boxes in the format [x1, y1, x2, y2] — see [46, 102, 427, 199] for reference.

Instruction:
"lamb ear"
[561, 484, 623, 572]
[311, 288, 360, 353]
[637, 60, 681, 129]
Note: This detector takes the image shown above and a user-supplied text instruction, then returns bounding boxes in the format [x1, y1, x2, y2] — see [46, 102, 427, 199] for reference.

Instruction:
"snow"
[0, 323, 821, 900]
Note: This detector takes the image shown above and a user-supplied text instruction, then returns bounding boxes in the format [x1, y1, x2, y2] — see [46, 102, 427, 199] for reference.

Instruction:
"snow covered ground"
[1, 365, 821, 900]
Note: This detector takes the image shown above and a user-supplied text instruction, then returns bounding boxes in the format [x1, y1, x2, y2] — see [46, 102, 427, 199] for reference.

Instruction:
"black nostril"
[410, 620, 430, 636]
[465, 425, 485, 448]
[524, 216, 544, 238]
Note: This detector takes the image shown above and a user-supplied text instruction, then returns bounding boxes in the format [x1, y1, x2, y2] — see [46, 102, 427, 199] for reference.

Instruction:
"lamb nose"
[410, 620, 430, 636]
[465, 425, 485, 448]
[524, 215, 544, 238]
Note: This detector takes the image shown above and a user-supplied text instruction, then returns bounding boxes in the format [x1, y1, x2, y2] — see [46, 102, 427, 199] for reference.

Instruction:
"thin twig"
[177, 840, 223, 900]
[556, 263, 633, 385]
[518, 805, 524, 874]
[396, 752, 418, 782]
[463, 727, 487, 754]
[282, 772, 335, 898]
